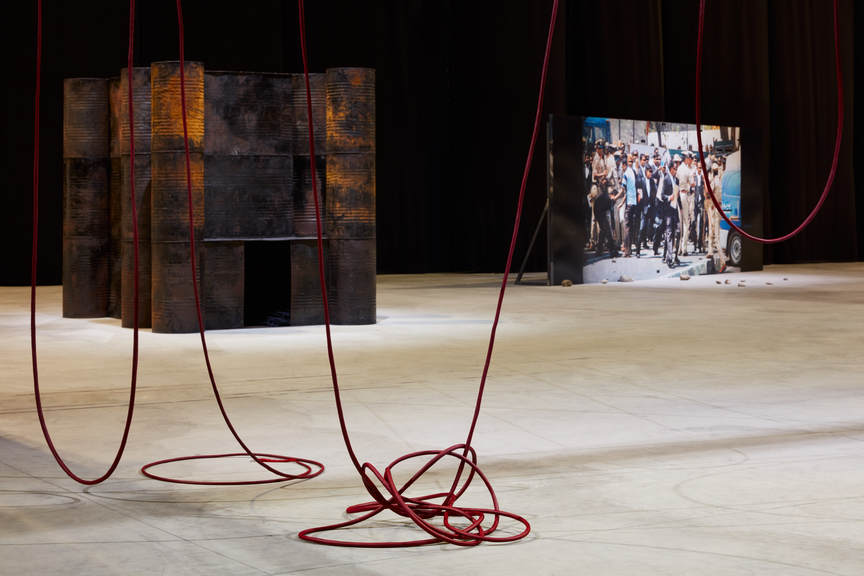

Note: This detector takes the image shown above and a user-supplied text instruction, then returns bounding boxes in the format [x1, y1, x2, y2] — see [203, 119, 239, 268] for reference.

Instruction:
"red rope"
[695, 0, 843, 244]
[30, 0, 139, 485]
[298, 0, 559, 546]
[138, 0, 324, 485]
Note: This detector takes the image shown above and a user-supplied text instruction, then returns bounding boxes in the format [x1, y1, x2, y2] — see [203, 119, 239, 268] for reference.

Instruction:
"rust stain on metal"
[151, 61, 205, 152]
[326, 153, 375, 238]
[325, 68, 375, 153]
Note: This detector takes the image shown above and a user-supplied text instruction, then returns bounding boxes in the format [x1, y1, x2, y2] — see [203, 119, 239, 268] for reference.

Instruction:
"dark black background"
[2, 0, 858, 285]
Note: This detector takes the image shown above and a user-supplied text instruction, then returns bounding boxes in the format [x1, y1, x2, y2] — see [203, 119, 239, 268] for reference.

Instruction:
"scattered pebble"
[783, 277, 789, 281]
[766, 281, 773, 285]
[680, 274, 690, 281]
[738, 282, 746, 288]
[601, 279, 608, 285]
[715, 280, 722, 284]
[561, 279, 573, 287]
[724, 279, 731, 284]
[618, 275, 633, 283]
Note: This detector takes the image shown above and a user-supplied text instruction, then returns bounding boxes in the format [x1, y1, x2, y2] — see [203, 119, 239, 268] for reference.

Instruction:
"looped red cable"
[299, 444, 530, 547]
[138, 0, 324, 486]
[695, 0, 843, 244]
[29, 0, 140, 486]
[296, 0, 559, 546]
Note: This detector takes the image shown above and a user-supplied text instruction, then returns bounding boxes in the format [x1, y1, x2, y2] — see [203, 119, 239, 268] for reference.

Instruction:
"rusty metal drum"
[117, 67, 152, 155]
[109, 155, 122, 318]
[62, 158, 110, 317]
[150, 150, 204, 333]
[327, 239, 376, 325]
[292, 73, 326, 155]
[325, 153, 375, 239]
[151, 241, 203, 333]
[108, 75, 122, 319]
[290, 240, 325, 325]
[151, 61, 204, 153]
[325, 67, 375, 153]
[202, 241, 244, 330]
[62, 78, 110, 318]
[63, 78, 110, 158]
[150, 61, 205, 333]
[120, 155, 153, 328]
[292, 154, 326, 237]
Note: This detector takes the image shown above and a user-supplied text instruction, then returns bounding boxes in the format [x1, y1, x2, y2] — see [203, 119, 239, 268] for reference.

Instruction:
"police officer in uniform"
[593, 174, 619, 258]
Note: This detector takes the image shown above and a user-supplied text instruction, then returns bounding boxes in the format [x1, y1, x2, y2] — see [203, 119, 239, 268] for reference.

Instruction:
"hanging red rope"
[695, 0, 843, 244]
[296, 0, 559, 546]
[138, 0, 324, 486]
[29, 0, 140, 486]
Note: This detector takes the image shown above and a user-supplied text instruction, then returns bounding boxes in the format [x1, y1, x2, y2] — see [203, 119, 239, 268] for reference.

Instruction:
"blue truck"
[718, 150, 743, 266]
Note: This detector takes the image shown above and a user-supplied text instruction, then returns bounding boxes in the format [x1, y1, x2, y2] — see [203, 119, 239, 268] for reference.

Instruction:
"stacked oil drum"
[324, 68, 376, 325]
[61, 63, 376, 332]
[289, 72, 327, 326]
[116, 67, 153, 328]
[62, 78, 110, 318]
[107, 77, 122, 319]
[149, 61, 205, 333]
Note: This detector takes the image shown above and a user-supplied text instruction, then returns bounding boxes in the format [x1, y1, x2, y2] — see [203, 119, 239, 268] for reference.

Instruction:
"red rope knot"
[299, 444, 530, 547]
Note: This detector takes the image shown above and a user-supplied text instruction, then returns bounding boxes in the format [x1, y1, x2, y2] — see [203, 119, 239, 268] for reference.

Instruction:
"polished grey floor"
[1, 264, 863, 575]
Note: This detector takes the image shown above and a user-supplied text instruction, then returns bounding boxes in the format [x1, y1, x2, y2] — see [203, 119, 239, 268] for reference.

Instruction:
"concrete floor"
[1, 263, 863, 575]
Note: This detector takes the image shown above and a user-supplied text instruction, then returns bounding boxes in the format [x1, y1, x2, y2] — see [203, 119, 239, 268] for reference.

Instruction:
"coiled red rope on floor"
[695, 0, 843, 244]
[29, 0, 140, 486]
[138, 0, 324, 486]
[296, 0, 559, 546]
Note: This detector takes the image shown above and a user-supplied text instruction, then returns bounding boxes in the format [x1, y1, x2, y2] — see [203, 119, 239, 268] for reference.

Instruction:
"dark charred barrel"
[62, 78, 110, 318]
[290, 240, 325, 325]
[151, 242, 203, 333]
[203, 242, 244, 330]
[120, 155, 152, 328]
[108, 77, 122, 318]
[115, 67, 153, 327]
[63, 78, 110, 158]
[325, 153, 375, 239]
[150, 151, 205, 333]
[118, 67, 152, 155]
[150, 61, 205, 333]
[292, 73, 326, 155]
[108, 156, 122, 318]
[325, 68, 375, 153]
[327, 239, 376, 324]
[205, 72, 293, 156]
[62, 158, 110, 317]
[292, 155, 325, 237]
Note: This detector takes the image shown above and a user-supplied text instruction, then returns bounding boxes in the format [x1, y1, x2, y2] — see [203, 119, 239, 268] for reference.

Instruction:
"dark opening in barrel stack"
[61, 64, 376, 332]
[150, 61, 205, 334]
[62, 78, 110, 318]
[325, 68, 376, 325]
